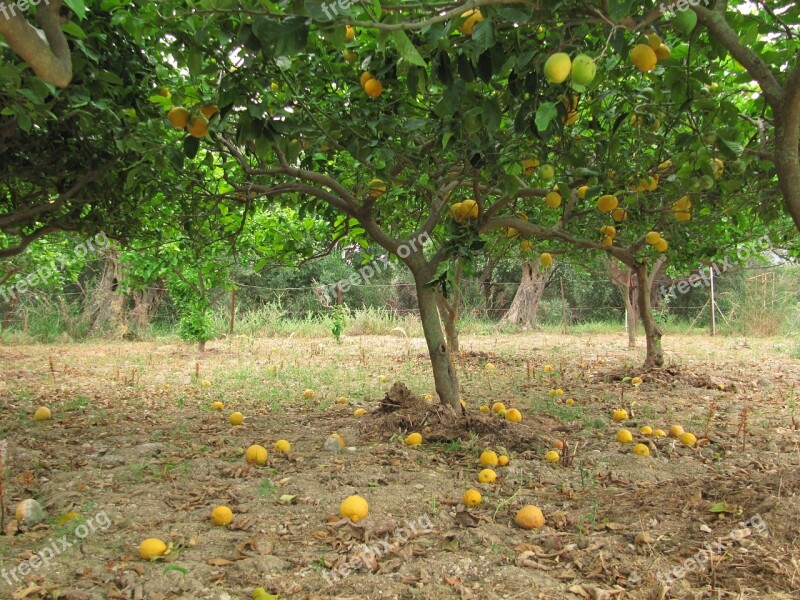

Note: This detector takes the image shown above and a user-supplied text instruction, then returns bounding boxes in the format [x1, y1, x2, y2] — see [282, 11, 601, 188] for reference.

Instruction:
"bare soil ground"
[1, 332, 799, 600]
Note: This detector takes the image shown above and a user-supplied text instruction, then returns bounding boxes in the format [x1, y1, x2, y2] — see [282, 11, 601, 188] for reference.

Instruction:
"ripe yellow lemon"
[229, 412, 244, 426]
[485, 362, 496, 371]
[337, 396, 348, 404]
[543, 364, 554, 372]
[668, 424, 685, 438]
[611, 207, 628, 222]
[653, 429, 667, 437]
[630, 44, 658, 72]
[612, 409, 629, 422]
[570, 53, 596, 86]
[303, 389, 315, 399]
[631, 376, 643, 385]
[245, 444, 268, 465]
[167, 106, 190, 129]
[274, 440, 291, 453]
[199, 104, 218, 118]
[477, 468, 497, 483]
[211, 505, 233, 526]
[514, 505, 545, 529]
[187, 113, 209, 138]
[545, 191, 562, 208]
[460, 199, 479, 220]
[545, 450, 560, 463]
[463, 489, 482, 507]
[647, 33, 662, 50]
[368, 178, 387, 198]
[616, 429, 634, 444]
[640, 425, 653, 435]
[211, 401, 224, 411]
[404, 432, 423, 446]
[539, 252, 553, 267]
[459, 9, 484, 36]
[577, 185, 589, 199]
[633, 443, 650, 456]
[601, 236, 613, 246]
[505, 408, 522, 423]
[654, 239, 668, 252]
[139, 538, 168, 560]
[498, 455, 509, 466]
[672, 195, 692, 212]
[354, 408, 367, 417]
[329, 433, 345, 447]
[450, 202, 464, 220]
[522, 158, 540, 175]
[645, 231, 662, 245]
[344, 25, 355, 42]
[600, 225, 617, 238]
[340, 495, 369, 522]
[676, 211, 692, 222]
[364, 78, 383, 98]
[479, 405, 490, 413]
[480, 450, 499, 467]
[597, 194, 619, 212]
[360, 72, 374, 87]
[679, 432, 697, 447]
[34, 407, 52, 421]
[201, 379, 213, 388]
[565, 398, 575, 406]
[544, 53, 572, 84]
[491, 402, 506, 413]
[658, 159, 673, 171]
[655, 44, 671, 60]
[520, 239, 532, 252]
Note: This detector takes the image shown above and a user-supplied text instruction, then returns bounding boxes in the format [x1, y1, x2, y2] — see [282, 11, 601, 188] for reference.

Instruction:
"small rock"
[634, 531, 654, 546]
[323, 437, 342, 452]
[232, 555, 289, 576]
[15, 498, 45, 526]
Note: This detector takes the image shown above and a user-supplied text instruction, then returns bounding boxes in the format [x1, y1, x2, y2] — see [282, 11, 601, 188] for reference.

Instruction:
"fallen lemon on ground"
[653, 428, 667, 437]
[633, 443, 650, 456]
[680, 432, 697, 447]
[302, 389, 315, 399]
[34, 407, 52, 421]
[478, 468, 497, 483]
[405, 432, 423, 446]
[336, 396, 348, 404]
[139, 538, 168, 560]
[640, 425, 653, 435]
[274, 439, 291, 453]
[211, 401, 224, 411]
[211, 505, 233, 526]
[612, 409, 629, 421]
[463, 489, 482, 507]
[245, 444, 268, 465]
[229, 412, 244, 426]
[669, 424, 685, 438]
[480, 405, 490, 413]
[340, 495, 369, 522]
[505, 408, 522, 423]
[543, 364, 554, 372]
[480, 450, 499, 467]
[565, 398, 575, 406]
[485, 362, 495, 371]
[515, 505, 545, 529]
[498, 455, 509, 466]
[354, 408, 367, 417]
[617, 429, 634, 444]
[545, 450, 560, 463]
[491, 402, 505, 413]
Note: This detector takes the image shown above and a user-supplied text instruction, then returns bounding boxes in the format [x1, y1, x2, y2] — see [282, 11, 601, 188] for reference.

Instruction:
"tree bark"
[500, 260, 547, 327]
[635, 262, 664, 368]
[0, 0, 73, 88]
[415, 275, 460, 410]
[435, 260, 462, 355]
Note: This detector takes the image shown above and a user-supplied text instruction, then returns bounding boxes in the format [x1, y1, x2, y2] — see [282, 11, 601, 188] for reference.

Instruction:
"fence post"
[337, 282, 343, 306]
[229, 288, 236, 335]
[709, 267, 716, 336]
[560, 277, 568, 334]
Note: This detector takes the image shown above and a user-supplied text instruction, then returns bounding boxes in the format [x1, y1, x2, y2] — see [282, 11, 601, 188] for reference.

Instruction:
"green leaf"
[61, 21, 88, 39]
[481, 97, 501, 133]
[608, 0, 635, 22]
[184, 136, 200, 159]
[187, 49, 203, 79]
[391, 31, 427, 67]
[471, 20, 495, 55]
[535, 102, 558, 133]
[63, 0, 86, 20]
[162, 565, 188, 575]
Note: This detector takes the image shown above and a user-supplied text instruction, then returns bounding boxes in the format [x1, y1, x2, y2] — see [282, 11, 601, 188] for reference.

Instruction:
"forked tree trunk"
[130, 282, 165, 329]
[435, 261, 462, 355]
[415, 276, 460, 410]
[500, 260, 547, 327]
[635, 263, 664, 368]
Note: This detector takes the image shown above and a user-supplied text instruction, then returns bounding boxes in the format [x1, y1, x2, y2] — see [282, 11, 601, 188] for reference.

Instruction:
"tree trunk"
[84, 248, 125, 334]
[198, 340, 206, 353]
[478, 256, 499, 318]
[635, 263, 664, 369]
[500, 260, 547, 327]
[129, 282, 165, 329]
[415, 276, 460, 410]
[622, 271, 637, 348]
[436, 294, 460, 354]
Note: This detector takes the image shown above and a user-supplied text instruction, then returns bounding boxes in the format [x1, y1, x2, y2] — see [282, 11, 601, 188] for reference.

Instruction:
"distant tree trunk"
[635, 262, 664, 369]
[129, 281, 165, 329]
[84, 248, 126, 334]
[198, 340, 206, 353]
[414, 274, 460, 410]
[500, 260, 547, 327]
[478, 256, 499, 318]
[609, 261, 637, 348]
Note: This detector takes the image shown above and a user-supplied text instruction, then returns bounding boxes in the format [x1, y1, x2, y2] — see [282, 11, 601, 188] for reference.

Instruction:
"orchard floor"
[1, 331, 800, 600]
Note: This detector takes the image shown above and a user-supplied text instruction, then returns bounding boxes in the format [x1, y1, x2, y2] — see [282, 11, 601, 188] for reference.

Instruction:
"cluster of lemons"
[613, 408, 699, 456]
[478, 401, 523, 423]
[630, 33, 672, 74]
[166, 103, 218, 138]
